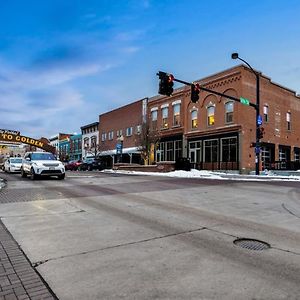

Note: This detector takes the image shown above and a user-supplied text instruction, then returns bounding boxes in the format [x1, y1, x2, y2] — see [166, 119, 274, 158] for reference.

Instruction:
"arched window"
[225, 101, 234, 123]
[207, 106, 215, 126]
[84, 137, 89, 149]
[91, 136, 97, 148]
[191, 110, 198, 129]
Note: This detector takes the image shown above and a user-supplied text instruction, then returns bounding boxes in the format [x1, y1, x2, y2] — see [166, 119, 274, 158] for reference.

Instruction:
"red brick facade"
[98, 98, 147, 165]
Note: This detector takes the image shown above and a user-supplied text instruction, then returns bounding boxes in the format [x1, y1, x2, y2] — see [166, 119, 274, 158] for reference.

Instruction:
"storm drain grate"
[234, 238, 270, 251]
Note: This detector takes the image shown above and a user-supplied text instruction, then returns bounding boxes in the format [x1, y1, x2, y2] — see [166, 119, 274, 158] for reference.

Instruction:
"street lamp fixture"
[231, 52, 261, 175]
[231, 53, 239, 60]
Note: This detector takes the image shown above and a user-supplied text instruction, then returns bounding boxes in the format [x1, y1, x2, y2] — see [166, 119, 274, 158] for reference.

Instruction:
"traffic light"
[191, 83, 200, 103]
[257, 127, 265, 139]
[158, 71, 174, 96]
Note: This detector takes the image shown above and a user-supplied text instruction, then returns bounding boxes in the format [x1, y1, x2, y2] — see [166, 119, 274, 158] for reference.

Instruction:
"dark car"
[65, 160, 82, 171]
[80, 158, 104, 171]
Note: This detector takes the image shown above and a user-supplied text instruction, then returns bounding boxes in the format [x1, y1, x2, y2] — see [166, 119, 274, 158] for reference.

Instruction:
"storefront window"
[221, 137, 237, 162]
[166, 141, 174, 161]
[204, 139, 218, 162]
[174, 140, 182, 160]
[294, 148, 300, 161]
[261, 146, 271, 169]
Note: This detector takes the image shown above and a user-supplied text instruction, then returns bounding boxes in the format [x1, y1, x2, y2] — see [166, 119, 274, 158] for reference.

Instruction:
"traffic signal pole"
[255, 73, 260, 175]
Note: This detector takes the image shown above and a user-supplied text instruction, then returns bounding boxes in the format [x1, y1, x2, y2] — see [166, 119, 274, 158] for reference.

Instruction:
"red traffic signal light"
[257, 127, 265, 139]
[158, 71, 174, 96]
[191, 83, 200, 103]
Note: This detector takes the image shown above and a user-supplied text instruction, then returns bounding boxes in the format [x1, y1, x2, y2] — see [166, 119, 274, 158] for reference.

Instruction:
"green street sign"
[240, 97, 250, 106]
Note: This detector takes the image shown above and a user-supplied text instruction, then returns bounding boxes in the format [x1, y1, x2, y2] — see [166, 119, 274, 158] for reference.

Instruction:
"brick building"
[98, 98, 148, 167]
[148, 65, 300, 173]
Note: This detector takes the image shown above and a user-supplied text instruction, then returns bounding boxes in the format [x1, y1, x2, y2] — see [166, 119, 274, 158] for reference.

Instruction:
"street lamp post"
[231, 53, 260, 175]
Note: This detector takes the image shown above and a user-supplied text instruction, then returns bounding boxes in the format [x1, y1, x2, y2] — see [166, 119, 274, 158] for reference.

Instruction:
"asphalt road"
[0, 170, 300, 300]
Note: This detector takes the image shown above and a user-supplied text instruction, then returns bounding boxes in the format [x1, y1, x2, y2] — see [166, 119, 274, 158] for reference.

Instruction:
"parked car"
[80, 157, 104, 171]
[21, 151, 65, 180]
[65, 160, 83, 171]
[4, 157, 23, 173]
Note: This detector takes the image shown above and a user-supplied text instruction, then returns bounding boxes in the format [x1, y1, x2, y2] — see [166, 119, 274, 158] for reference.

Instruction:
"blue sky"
[0, 0, 300, 138]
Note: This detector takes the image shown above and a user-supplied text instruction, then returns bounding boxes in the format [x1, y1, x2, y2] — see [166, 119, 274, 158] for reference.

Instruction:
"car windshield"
[31, 153, 56, 161]
[10, 158, 22, 163]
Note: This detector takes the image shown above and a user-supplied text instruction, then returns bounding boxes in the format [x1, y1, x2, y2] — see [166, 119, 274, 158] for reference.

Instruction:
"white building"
[81, 122, 99, 159]
[49, 134, 59, 155]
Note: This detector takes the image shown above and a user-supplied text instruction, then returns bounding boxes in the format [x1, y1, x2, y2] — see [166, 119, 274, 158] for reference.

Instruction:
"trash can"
[175, 157, 191, 171]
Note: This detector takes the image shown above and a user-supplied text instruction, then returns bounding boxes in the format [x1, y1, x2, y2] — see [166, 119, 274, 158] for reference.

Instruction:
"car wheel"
[58, 173, 65, 180]
[21, 169, 27, 178]
[88, 165, 93, 171]
[30, 168, 37, 180]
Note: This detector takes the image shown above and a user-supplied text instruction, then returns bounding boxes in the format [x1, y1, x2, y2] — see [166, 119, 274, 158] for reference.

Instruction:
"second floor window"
[225, 101, 233, 123]
[151, 110, 158, 130]
[126, 127, 133, 136]
[264, 105, 269, 122]
[91, 136, 97, 148]
[191, 110, 198, 129]
[116, 130, 123, 138]
[151, 110, 157, 121]
[287, 112, 291, 130]
[136, 125, 141, 134]
[101, 133, 107, 142]
[162, 107, 168, 129]
[108, 131, 114, 140]
[173, 104, 180, 126]
[207, 106, 215, 126]
[84, 138, 89, 149]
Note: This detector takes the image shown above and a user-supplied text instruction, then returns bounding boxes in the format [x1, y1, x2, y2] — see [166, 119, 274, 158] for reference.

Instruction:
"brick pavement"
[0, 220, 57, 300]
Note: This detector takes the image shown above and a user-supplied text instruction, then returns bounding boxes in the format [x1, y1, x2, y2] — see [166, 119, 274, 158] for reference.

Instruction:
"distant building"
[58, 138, 70, 162]
[98, 98, 148, 167]
[49, 133, 73, 157]
[69, 134, 82, 161]
[81, 122, 99, 159]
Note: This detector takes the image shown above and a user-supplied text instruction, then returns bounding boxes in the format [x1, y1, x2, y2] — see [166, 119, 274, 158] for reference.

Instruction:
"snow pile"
[104, 169, 300, 181]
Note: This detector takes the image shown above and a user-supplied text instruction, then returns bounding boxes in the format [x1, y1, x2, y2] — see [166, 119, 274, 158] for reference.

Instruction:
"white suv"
[21, 152, 65, 180]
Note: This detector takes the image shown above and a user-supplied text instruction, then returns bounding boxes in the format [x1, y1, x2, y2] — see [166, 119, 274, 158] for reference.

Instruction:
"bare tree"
[84, 142, 105, 159]
[135, 122, 161, 165]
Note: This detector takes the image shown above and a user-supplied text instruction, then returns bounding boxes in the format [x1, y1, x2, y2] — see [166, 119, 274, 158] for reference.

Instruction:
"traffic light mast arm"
[199, 86, 257, 110]
[157, 71, 257, 110]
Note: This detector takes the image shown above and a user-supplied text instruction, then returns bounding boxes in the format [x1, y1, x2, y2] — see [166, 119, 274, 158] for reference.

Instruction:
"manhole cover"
[234, 238, 270, 251]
